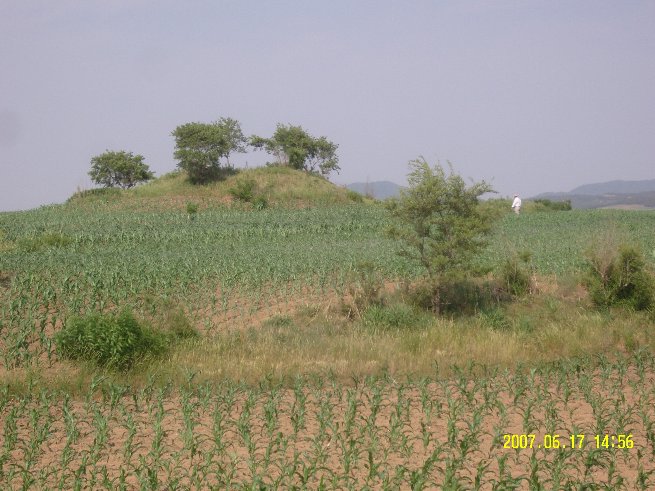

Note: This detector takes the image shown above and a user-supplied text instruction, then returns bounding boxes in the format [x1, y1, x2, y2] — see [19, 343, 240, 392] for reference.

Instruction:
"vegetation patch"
[585, 244, 655, 311]
[0, 229, 14, 252]
[361, 302, 427, 331]
[17, 232, 72, 252]
[55, 310, 168, 370]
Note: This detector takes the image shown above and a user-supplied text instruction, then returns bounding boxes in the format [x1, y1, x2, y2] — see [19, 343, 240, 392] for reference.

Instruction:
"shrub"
[186, 201, 199, 220]
[55, 310, 167, 370]
[585, 245, 655, 311]
[406, 277, 509, 316]
[500, 251, 533, 296]
[229, 179, 256, 202]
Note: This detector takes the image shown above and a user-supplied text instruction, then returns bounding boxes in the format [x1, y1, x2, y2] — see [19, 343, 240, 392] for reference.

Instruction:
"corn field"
[1, 205, 655, 488]
[2, 352, 655, 489]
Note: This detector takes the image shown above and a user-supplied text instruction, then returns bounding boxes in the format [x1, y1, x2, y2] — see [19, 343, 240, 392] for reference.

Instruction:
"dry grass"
[121, 276, 655, 387]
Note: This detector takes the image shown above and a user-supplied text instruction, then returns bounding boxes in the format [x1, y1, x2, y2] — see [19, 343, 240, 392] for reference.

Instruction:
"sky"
[1, 1, 654, 211]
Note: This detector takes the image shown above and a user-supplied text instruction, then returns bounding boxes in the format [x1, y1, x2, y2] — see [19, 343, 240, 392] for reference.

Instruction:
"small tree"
[250, 123, 339, 176]
[88, 150, 154, 189]
[172, 118, 246, 184]
[387, 158, 496, 312]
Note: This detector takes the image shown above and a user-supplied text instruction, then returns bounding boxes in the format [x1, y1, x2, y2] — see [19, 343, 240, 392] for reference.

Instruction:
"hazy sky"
[1, 1, 654, 211]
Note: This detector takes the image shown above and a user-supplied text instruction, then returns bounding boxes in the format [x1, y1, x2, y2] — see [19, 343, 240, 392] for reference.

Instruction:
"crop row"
[1, 351, 655, 489]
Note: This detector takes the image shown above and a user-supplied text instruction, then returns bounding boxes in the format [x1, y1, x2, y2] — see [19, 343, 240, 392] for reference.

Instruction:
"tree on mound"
[250, 123, 339, 176]
[387, 157, 496, 313]
[172, 118, 247, 184]
[89, 150, 154, 189]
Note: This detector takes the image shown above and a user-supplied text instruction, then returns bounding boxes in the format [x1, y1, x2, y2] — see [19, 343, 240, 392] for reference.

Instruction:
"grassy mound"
[68, 166, 369, 210]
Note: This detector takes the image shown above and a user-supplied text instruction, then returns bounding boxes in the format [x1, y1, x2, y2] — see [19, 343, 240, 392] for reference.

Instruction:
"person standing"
[511, 194, 522, 215]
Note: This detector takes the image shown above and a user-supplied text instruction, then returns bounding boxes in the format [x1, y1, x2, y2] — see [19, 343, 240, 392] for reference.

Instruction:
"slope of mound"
[67, 166, 368, 210]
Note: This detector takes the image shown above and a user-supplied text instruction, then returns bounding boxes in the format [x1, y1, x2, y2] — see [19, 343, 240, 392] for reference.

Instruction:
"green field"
[2, 189, 655, 488]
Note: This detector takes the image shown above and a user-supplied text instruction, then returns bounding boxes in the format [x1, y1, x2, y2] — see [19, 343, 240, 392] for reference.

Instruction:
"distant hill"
[569, 179, 655, 195]
[532, 179, 655, 209]
[346, 181, 403, 200]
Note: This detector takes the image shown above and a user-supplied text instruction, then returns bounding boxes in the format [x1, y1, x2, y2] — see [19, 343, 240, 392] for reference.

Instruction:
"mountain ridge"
[532, 178, 655, 209]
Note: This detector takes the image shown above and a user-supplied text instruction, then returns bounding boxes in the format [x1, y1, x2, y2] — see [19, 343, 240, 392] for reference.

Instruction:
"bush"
[406, 277, 509, 316]
[585, 245, 655, 311]
[55, 310, 167, 370]
[500, 251, 533, 296]
[186, 202, 199, 220]
[229, 179, 256, 202]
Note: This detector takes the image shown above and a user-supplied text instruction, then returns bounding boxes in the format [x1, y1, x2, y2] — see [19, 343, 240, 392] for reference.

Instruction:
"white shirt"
[512, 196, 522, 208]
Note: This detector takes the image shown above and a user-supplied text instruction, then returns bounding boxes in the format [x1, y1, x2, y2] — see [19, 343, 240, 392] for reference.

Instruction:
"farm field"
[1, 201, 655, 488]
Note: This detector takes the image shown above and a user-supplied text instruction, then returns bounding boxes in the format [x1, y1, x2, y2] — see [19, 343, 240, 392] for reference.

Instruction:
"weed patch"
[55, 310, 168, 370]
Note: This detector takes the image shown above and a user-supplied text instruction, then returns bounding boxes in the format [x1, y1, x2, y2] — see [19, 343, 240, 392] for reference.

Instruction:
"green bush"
[585, 245, 655, 311]
[55, 310, 167, 370]
[229, 179, 256, 202]
[500, 252, 533, 296]
[186, 201, 199, 219]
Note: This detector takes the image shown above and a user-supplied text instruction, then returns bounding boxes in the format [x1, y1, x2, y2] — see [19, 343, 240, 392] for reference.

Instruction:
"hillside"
[532, 178, 655, 209]
[67, 166, 368, 210]
[570, 178, 655, 195]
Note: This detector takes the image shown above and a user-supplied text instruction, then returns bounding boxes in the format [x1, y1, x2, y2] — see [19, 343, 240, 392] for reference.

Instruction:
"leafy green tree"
[250, 123, 339, 176]
[387, 157, 496, 312]
[172, 118, 246, 184]
[88, 150, 154, 189]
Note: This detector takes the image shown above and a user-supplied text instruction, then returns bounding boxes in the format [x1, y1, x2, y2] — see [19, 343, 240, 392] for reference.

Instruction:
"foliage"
[532, 198, 572, 211]
[252, 195, 268, 210]
[228, 178, 256, 202]
[387, 158, 496, 312]
[185, 201, 199, 217]
[250, 123, 339, 176]
[346, 189, 365, 203]
[55, 310, 167, 370]
[172, 118, 246, 184]
[406, 277, 508, 315]
[500, 251, 534, 296]
[585, 245, 655, 311]
[88, 150, 154, 189]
